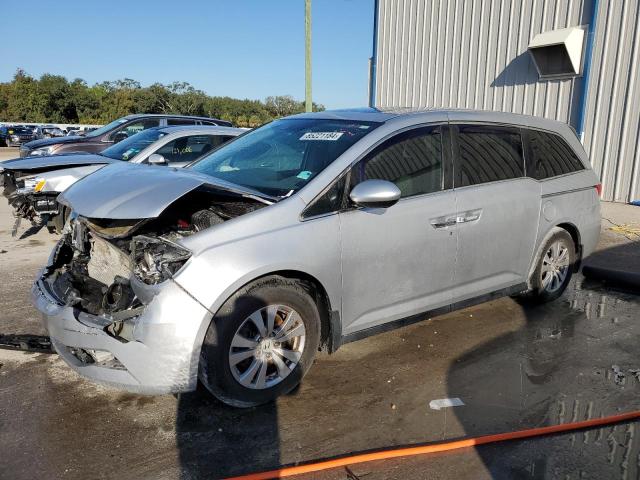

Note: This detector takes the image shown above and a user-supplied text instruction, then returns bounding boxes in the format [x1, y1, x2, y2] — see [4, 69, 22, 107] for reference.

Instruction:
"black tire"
[527, 229, 575, 304]
[199, 276, 321, 408]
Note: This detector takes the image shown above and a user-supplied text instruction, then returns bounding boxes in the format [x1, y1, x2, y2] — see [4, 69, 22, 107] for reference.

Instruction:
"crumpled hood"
[58, 162, 272, 219]
[22, 136, 84, 150]
[0, 152, 116, 172]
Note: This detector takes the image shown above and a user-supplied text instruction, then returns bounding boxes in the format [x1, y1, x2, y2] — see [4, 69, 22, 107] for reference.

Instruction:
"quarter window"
[358, 126, 443, 198]
[302, 173, 348, 219]
[455, 125, 524, 186]
[526, 129, 584, 179]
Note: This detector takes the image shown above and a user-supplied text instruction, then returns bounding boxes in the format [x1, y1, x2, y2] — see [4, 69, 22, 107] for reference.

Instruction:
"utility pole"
[305, 0, 312, 112]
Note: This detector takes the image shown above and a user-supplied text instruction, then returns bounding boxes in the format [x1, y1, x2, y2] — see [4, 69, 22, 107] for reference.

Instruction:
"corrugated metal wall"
[582, 0, 640, 202]
[373, 0, 640, 202]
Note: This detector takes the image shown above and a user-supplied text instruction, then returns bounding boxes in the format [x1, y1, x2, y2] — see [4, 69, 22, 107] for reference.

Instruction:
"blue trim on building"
[576, 0, 600, 142]
[369, 0, 379, 108]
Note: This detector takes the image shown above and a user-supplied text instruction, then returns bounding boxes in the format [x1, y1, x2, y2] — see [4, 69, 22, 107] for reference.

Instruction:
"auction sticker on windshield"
[300, 132, 344, 141]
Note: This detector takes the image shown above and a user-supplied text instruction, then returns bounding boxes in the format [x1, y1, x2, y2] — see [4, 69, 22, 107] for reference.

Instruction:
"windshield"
[84, 117, 129, 138]
[100, 128, 166, 161]
[189, 118, 380, 197]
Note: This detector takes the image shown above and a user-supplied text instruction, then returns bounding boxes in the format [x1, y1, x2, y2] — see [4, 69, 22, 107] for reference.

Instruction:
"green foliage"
[0, 69, 325, 127]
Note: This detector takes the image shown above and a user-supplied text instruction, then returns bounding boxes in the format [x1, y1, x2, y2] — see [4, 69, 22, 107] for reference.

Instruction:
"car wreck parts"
[2, 169, 65, 235]
[39, 186, 265, 352]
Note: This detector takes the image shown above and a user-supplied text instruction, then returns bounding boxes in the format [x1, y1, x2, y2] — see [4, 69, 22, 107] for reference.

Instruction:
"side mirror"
[148, 153, 168, 165]
[112, 131, 128, 143]
[349, 179, 401, 208]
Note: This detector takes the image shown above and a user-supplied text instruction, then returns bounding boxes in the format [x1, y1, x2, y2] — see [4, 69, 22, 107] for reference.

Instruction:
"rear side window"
[167, 118, 197, 126]
[455, 125, 524, 187]
[113, 119, 160, 139]
[359, 126, 443, 198]
[526, 129, 585, 179]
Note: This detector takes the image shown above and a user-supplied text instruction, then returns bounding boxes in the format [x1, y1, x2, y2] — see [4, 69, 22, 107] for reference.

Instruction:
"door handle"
[458, 209, 482, 224]
[430, 209, 482, 229]
[430, 215, 457, 229]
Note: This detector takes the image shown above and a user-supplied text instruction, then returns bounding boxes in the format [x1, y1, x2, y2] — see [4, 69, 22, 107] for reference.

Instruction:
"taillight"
[595, 183, 602, 197]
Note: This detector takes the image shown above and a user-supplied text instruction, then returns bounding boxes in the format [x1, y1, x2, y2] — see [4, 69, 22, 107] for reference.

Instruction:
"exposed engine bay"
[40, 187, 266, 322]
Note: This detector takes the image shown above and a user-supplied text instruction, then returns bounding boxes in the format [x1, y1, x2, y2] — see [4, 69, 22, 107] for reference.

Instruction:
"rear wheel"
[528, 229, 575, 303]
[199, 276, 320, 407]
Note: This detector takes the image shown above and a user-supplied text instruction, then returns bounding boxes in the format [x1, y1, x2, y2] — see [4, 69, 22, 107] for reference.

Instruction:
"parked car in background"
[2, 125, 242, 233]
[33, 125, 66, 140]
[19, 114, 233, 157]
[31, 108, 601, 407]
[1, 125, 36, 147]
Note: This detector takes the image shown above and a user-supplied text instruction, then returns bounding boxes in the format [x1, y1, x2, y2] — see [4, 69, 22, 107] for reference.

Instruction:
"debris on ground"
[611, 365, 626, 386]
[0, 334, 54, 353]
[603, 218, 640, 240]
[429, 398, 465, 410]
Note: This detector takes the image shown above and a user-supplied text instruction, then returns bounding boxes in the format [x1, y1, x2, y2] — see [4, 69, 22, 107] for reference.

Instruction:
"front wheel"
[199, 276, 320, 407]
[527, 229, 575, 303]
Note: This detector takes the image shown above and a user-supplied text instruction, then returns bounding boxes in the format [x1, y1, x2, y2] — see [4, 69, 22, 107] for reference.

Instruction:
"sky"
[1, 0, 375, 110]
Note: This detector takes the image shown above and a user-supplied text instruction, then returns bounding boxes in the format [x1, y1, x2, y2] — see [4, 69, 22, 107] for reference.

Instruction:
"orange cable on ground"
[225, 410, 640, 480]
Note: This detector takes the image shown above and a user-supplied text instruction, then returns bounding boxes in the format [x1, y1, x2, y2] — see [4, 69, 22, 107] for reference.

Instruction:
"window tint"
[155, 135, 230, 163]
[526, 129, 584, 179]
[456, 125, 524, 186]
[113, 119, 160, 140]
[167, 118, 197, 126]
[359, 126, 443, 198]
[303, 173, 348, 219]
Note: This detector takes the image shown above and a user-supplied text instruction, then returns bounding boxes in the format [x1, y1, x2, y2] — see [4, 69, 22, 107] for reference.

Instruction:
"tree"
[0, 70, 320, 127]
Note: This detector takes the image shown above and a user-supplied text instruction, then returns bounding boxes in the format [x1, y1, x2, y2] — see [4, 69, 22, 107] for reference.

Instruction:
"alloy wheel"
[541, 240, 570, 293]
[228, 304, 306, 390]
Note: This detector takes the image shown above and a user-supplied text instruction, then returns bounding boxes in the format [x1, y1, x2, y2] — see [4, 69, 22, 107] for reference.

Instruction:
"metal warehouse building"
[369, 0, 640, 202]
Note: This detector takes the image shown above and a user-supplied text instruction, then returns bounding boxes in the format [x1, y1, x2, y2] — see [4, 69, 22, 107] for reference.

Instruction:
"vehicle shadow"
[446, 241, 640, 478]
[175, 387, 281, 479]
[175, 293, 302, 480]
[16, 221, 46, 239]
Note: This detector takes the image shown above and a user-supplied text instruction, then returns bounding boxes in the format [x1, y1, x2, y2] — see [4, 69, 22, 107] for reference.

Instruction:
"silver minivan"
[32, 109, 601, 407]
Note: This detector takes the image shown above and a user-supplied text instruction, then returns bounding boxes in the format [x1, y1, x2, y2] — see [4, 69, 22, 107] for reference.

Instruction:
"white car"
[1, 125, 243, 233]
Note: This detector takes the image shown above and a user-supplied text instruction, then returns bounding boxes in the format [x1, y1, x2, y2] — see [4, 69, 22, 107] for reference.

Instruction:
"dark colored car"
[19, 114, 233, 157]
[1, 126, 36, 147]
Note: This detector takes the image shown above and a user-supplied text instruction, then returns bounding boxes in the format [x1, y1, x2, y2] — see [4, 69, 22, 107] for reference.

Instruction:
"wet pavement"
[2, 270, 639, 479]
[0, 154, 639, 479]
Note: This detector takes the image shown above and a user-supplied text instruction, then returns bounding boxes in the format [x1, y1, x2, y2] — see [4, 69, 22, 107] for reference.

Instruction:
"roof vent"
[528, 26, 586, 78]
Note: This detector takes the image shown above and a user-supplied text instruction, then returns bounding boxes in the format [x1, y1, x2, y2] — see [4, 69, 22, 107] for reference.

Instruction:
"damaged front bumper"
[32, 265, 211, 394]
[3, 169, 61, 233]
[9, 191, 59, 218]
